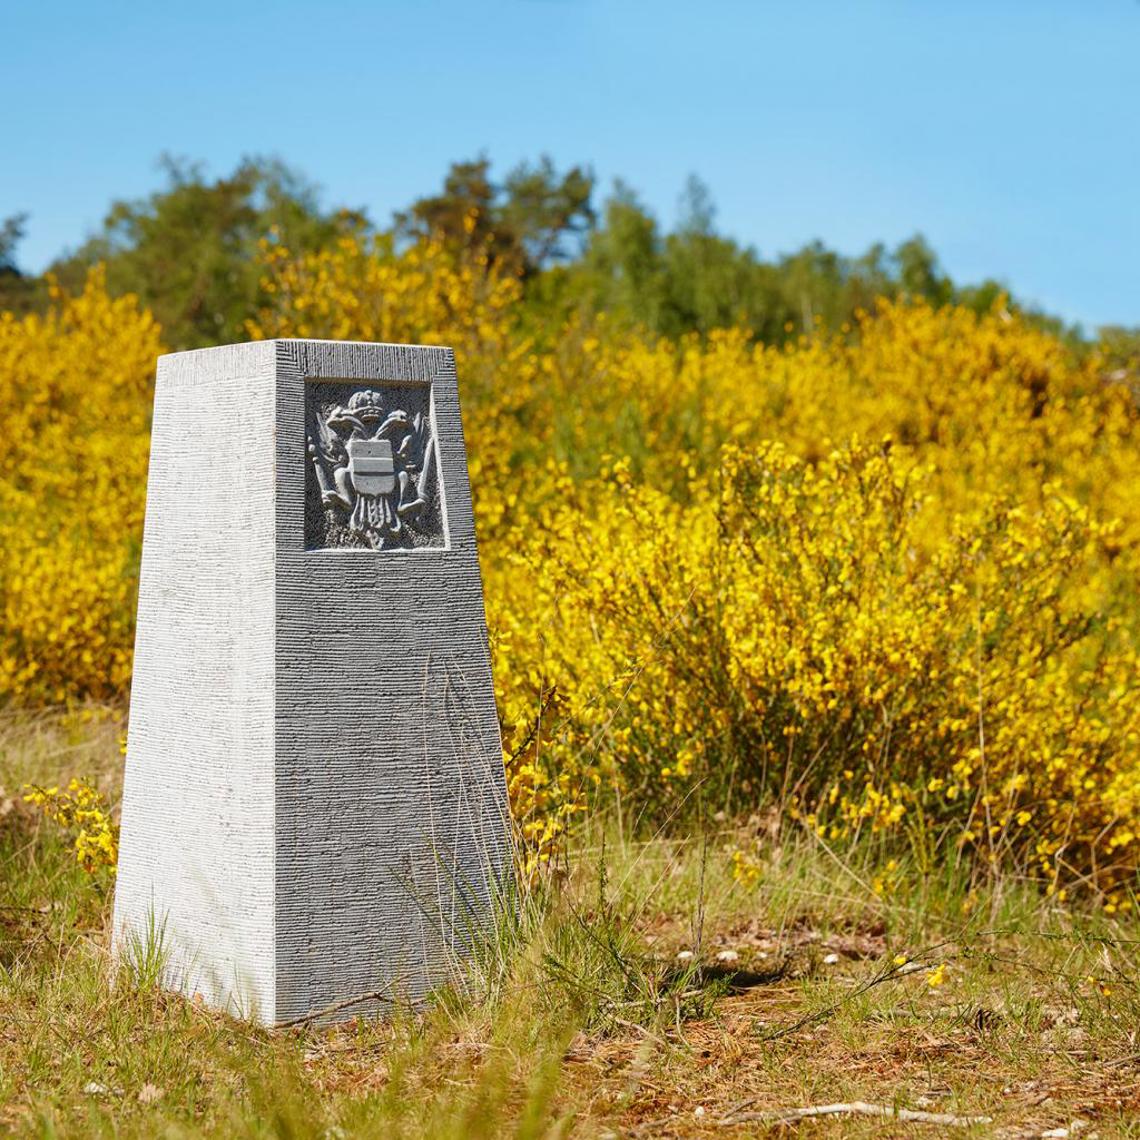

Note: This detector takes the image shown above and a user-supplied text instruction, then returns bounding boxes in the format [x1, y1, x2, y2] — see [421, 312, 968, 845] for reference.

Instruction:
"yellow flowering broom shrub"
[494, 440, 1140, 890]
[23, 777, 119, 875]
[0, 270, 163, 703]
[3, 233, 1139, 894]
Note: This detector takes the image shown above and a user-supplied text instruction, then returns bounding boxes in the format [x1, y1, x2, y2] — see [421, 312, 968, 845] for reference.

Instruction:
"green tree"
[51, 156, 367, 348]
[893, 234, 954, 306]
[569, 178, 794, 339]
[578, 181, 666, 326]
[660, 176, 784, 337]
[561, 180, 977, 343]
[394, 155, 595, 278]
[0, 213, 27, 276]
[501, 157, 595, 271]
[0, 212, 46, 316]
[22, 152, 1082, 352]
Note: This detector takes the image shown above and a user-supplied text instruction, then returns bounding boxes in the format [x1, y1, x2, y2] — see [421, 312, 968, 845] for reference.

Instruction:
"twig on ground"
[274, 988, 395, 1029]
[611, 1016, 669, 1047]
[718, 1101, 992, 1127]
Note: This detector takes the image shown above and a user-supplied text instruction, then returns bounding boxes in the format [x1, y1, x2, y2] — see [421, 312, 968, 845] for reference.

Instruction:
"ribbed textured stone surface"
[113, 340, 512, 1025]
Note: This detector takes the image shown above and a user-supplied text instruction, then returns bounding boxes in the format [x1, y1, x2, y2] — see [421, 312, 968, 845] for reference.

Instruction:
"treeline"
[2, 154, 1136, 362]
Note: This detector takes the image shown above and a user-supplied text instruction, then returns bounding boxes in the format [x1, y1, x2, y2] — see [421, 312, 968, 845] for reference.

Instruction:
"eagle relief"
[305, 384, 444, 550]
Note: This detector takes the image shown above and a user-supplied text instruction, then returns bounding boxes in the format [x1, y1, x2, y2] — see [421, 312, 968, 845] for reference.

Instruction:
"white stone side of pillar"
[113, 340, 278, 1022]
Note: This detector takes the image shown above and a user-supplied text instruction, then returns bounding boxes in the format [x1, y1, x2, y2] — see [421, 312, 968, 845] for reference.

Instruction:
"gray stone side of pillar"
[273, 341, 512, 1024]
[112, 340, 278, 1022]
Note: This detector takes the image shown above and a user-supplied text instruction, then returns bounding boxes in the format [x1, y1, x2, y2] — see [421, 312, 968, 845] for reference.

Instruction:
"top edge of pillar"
[157, 339, 455, 363]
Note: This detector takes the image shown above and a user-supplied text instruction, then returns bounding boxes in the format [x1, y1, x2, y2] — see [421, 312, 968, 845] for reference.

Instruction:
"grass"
[3, 709, 1140, 1137]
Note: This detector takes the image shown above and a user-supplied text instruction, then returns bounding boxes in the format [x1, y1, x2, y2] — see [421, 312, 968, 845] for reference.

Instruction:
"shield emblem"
[347, 438, 396, 496]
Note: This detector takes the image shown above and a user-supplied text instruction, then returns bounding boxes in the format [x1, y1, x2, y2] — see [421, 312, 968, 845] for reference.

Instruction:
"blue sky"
[3, 1, 1137, 331]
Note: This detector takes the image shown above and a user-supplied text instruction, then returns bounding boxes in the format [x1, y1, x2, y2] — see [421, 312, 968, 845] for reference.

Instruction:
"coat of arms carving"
[305, 384, 445, 550]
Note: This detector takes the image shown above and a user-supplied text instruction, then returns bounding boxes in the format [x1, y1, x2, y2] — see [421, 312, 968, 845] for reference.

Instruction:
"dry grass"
[3, 710, 1140, 1138]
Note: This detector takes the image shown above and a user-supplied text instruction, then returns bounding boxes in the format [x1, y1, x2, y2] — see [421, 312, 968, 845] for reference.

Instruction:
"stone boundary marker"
[113, 340, 513, 1025]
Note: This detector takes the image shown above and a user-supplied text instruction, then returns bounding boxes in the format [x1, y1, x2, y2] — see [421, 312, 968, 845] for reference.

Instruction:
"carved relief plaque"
[305, 381, 446, 550]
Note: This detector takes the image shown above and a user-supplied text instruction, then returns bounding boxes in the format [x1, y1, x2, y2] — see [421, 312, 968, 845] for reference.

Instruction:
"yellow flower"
[731, 849, 762, 887]
[22, 778, 118, 874]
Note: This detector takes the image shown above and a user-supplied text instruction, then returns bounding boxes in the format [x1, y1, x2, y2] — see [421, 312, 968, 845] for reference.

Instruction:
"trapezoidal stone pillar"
[112, 340, 513, 1024]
